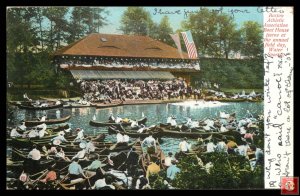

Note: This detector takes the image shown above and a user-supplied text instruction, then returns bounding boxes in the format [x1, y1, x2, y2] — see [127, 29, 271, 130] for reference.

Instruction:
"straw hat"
[53, 139, 61, 146]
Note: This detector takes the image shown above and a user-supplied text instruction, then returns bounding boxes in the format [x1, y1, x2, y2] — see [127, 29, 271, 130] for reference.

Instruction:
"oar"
[31, 169, 49, 189]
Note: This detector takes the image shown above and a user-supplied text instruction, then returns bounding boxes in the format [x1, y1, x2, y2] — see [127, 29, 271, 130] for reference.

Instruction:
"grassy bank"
[7, 89, 82, 101]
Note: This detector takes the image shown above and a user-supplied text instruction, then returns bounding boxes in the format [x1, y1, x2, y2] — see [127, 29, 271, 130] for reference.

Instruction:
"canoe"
[12, 134, 108, 153]
[63, 103, 92, 108]
[108, 125, 243, 144]
[139, 139, 165, 173]
[40, 96, 82, 102]
[10, 148, 97, 171]
[108, 125, 160, 139]
[18, 103, 63, 110]
[7, 124, 69, 133]
[91, 102, 123, 109]
[157, 127, 244, 144]
[24, 115, 71, 126]
[10, 133, 78, 149]
[89, 117, 147, 127]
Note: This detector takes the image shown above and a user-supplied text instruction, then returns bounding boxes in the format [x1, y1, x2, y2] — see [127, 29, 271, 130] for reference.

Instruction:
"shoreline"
[8, 97, 263, 109]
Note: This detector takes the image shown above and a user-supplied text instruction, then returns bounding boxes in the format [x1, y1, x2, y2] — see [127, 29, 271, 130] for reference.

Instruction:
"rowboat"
[89, 117, 147, 127]
[24, 115, 71, 126]
[18, 103, 63, 110]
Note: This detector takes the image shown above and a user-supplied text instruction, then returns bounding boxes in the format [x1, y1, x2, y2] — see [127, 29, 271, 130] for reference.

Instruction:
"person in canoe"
[179, 137, 190, 153]
[109, 112, 115, 122]
[10, 127, 22, 138]
[71, 144, 88, 161]
[142, 132, 156, 155]
[39, 115, 47, 122]
[73, 128, 85, 143]
[51, 131, 68, 144]
[170, 116, 177, 127]
[124, 147, 140, 176]
[84, 154, 105, 171]
[130, 119, 139, 129]
[39, 166, 57, 184]
[68, 158, 88, 186]
[116, 131, 130, 147]
[55, 146, 71, 162]
[23, 93, 32, 102]
[27, 128, 39, 139]
[163, 152, 176, 168]
[166, 160, 181, 182]
[36, 123, 48, 138]
[85, 137, 96, 154]
[115, 115, 122, 123]
[27, 144, 41, 173]
[166, 116, 172, 125]
[18, 121, 27, 131]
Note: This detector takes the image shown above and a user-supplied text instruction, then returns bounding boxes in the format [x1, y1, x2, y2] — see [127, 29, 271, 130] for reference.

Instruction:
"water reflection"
[12, 102, 263, 153]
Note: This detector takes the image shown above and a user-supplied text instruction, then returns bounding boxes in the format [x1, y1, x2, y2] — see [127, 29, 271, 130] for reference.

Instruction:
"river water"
[11, 101, 263, 155]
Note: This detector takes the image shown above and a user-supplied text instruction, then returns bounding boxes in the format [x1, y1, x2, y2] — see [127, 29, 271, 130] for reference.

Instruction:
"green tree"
[216, 14, 241, 59]
[66, 7, 86, 44]
[182, 8, 241, 59]
[181, 8, 219, 57]
[43, 7, 69, 51]
[7, 8, 39, 86]
[156, 16, 174, 45]
[81, 7, 108, 34]
[240, 21, 263, 58]
[32, 7, 46, 52]
[66, 7, 108, 44]
[120, 7, 154, 36]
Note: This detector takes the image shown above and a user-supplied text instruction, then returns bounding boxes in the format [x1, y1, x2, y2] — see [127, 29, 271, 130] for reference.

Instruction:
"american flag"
[181, 30, 198, 59]
[169, 33, 183, 58]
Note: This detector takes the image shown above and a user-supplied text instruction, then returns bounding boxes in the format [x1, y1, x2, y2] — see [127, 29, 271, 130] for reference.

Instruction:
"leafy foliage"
[169, 153, 264, 189]
[156, 16, 174, 45]
[7, 7, 108, 89]
[120, 7, 154, 36]
[240, 21, 263, 58]
[192, 58, 263, 89]
[149, 170, 169, 190]
[181, 8, 262, 59]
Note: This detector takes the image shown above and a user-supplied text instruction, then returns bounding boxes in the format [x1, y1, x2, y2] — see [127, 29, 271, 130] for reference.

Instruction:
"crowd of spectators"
[77, 79, 200, 102]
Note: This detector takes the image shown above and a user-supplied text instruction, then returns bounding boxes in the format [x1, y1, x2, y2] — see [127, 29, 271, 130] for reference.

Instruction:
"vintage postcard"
[6, 6, 294, 191]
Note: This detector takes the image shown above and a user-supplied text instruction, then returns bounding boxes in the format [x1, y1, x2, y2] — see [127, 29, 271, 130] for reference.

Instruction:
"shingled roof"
[54, 33, 190, 59]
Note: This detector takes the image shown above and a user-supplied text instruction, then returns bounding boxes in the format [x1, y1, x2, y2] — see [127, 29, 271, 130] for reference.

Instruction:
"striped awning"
[70, 70, 175, 80]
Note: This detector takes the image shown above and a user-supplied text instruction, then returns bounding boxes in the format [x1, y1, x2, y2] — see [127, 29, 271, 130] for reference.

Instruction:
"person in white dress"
[10, 127, 22, 138]
[179, 137, 190, 153]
